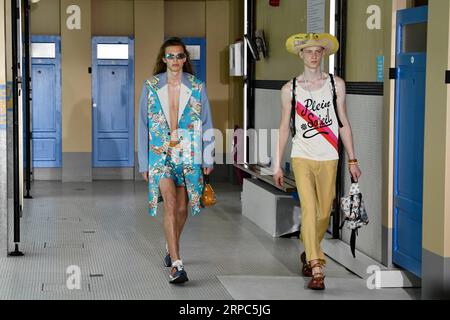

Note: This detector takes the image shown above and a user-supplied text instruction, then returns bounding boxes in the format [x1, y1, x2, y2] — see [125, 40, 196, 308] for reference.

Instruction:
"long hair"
[153, 37, 195, 76]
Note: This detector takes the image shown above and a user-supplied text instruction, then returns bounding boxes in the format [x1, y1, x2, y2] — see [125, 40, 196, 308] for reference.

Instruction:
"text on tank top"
[291, 76, 340, 161]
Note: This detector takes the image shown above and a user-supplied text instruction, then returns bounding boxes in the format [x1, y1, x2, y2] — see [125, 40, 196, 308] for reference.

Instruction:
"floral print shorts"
[159, 143, 186, 187]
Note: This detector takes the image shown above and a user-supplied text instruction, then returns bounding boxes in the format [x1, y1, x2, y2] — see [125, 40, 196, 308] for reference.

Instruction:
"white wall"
[254, 88, 292, 169]
[341, 94, 383, 262]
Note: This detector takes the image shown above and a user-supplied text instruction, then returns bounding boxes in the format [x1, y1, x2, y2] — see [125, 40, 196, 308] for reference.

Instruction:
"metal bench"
[234, 163, 300, 237]
[233, 163, 297, 193]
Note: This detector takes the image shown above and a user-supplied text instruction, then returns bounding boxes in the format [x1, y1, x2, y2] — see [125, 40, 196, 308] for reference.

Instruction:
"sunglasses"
[164, 53, 187, 60]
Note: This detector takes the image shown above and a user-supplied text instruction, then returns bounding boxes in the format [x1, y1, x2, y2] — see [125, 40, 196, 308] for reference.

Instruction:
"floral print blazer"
[138, 72, 214, 216]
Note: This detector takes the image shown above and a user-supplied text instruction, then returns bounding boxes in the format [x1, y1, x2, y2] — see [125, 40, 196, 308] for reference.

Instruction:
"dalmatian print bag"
[340, 181, 369, 257]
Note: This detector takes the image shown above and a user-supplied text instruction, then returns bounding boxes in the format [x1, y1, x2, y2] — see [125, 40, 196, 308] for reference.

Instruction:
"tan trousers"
[292, 157, 338, 264]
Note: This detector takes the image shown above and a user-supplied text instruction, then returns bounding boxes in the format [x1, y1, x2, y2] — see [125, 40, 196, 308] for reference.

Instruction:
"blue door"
[31, 36, 62, 168]
[182, 38, 206, 83]
[92, 37, 134, 168]
[393, 6, 428, 277]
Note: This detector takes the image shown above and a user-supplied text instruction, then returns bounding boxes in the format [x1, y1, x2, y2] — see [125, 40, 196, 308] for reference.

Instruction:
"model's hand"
[141, 172, 149, 182]
[273, 168, 284, 188]
[203, 167, 213, 176]
[349, 164, 362, 182]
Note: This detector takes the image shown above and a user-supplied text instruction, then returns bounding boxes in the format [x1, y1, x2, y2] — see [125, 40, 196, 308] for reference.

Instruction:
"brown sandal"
[307, 262, 325, 290]
[300, 252, 312, 277]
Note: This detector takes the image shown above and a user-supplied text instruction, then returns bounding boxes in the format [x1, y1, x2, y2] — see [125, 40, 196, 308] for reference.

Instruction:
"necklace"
[303, 71, 324, 101]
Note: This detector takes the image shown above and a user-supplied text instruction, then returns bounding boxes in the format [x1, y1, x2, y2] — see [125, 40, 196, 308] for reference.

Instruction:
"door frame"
[91, 36, 135, 168]
[30, 35, 62, 168]
[181, 37, 206, 83]
[392, 5, 428, 277]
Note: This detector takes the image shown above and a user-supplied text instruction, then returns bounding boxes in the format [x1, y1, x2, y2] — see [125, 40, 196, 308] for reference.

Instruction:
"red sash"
[296, 101, 338, 152]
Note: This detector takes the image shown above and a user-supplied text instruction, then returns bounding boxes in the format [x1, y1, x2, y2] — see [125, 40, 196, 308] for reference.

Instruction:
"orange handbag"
[201, 174, 216, 207]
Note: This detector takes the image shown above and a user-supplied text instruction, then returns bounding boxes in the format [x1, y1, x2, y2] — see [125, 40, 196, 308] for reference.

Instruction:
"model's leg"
[316, 160, 339, 243]
[307, 160, 338, 289]
[175, 186, 189, 247]
[292, 158, 321, 263]
[160, 178, 181, 261]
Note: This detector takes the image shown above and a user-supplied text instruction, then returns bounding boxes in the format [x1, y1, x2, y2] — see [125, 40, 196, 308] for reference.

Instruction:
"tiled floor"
[0, 181, 420, 300]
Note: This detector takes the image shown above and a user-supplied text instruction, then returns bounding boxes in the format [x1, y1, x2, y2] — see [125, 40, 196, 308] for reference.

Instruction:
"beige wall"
[134, 0, 164, 150]
[1, 0, 6, 114]
[30, 0, 235, 155]
[447, 6, 450, 259]
[423, 0, 450, 257]
[30, 0, 60, 35]
[61, 0, 92, 153]
[165, 0, 206, 37]
[92, 0, 134, 36]
[254, 0, 388, 82]
[255, 0, 333, 80]
[255, 0, 307, 80]
[163, 0, 232, 148]
[228, 0, 244, 129]
[0, 0, 5, 83]
[206, 0, 229, 145]
[346, 0, 387, 82]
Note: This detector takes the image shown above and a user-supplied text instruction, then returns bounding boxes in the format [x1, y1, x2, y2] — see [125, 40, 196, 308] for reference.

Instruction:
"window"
[31, 43, 56, 58]
[97, 44, 129, 60]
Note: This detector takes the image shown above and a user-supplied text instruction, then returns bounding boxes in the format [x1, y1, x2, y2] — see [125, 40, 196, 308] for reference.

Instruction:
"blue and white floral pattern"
[144, 73, 209, 217]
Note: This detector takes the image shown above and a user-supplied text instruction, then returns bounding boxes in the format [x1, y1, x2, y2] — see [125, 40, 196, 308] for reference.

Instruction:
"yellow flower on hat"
[286, 33, 339, 56]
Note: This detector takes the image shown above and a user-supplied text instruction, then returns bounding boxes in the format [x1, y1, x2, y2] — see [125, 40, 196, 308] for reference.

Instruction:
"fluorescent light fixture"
[329, 0, 336, 74]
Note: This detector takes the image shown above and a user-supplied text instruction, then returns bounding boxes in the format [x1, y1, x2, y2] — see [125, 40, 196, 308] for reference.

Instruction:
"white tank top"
[290, 76, 340, 160]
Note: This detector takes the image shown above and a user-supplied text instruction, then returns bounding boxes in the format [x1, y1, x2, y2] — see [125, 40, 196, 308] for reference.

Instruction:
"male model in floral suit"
[138, 37, 214, 284]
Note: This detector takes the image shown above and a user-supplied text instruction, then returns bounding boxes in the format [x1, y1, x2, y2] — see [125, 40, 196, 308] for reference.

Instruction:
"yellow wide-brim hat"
[286, 33, 339, 56]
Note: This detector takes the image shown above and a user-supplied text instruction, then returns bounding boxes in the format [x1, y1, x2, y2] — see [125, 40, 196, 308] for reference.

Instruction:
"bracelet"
[348, 159, 358, 166]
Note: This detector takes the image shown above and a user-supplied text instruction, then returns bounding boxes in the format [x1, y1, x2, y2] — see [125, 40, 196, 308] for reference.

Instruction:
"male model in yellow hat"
[273, 33, 362, 290]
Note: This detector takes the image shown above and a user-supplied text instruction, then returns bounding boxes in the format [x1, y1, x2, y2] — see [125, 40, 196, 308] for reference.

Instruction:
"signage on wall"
[66, 5, 81, 30]
[377, 56, 384, 82]
[307, 0, 325, 33]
